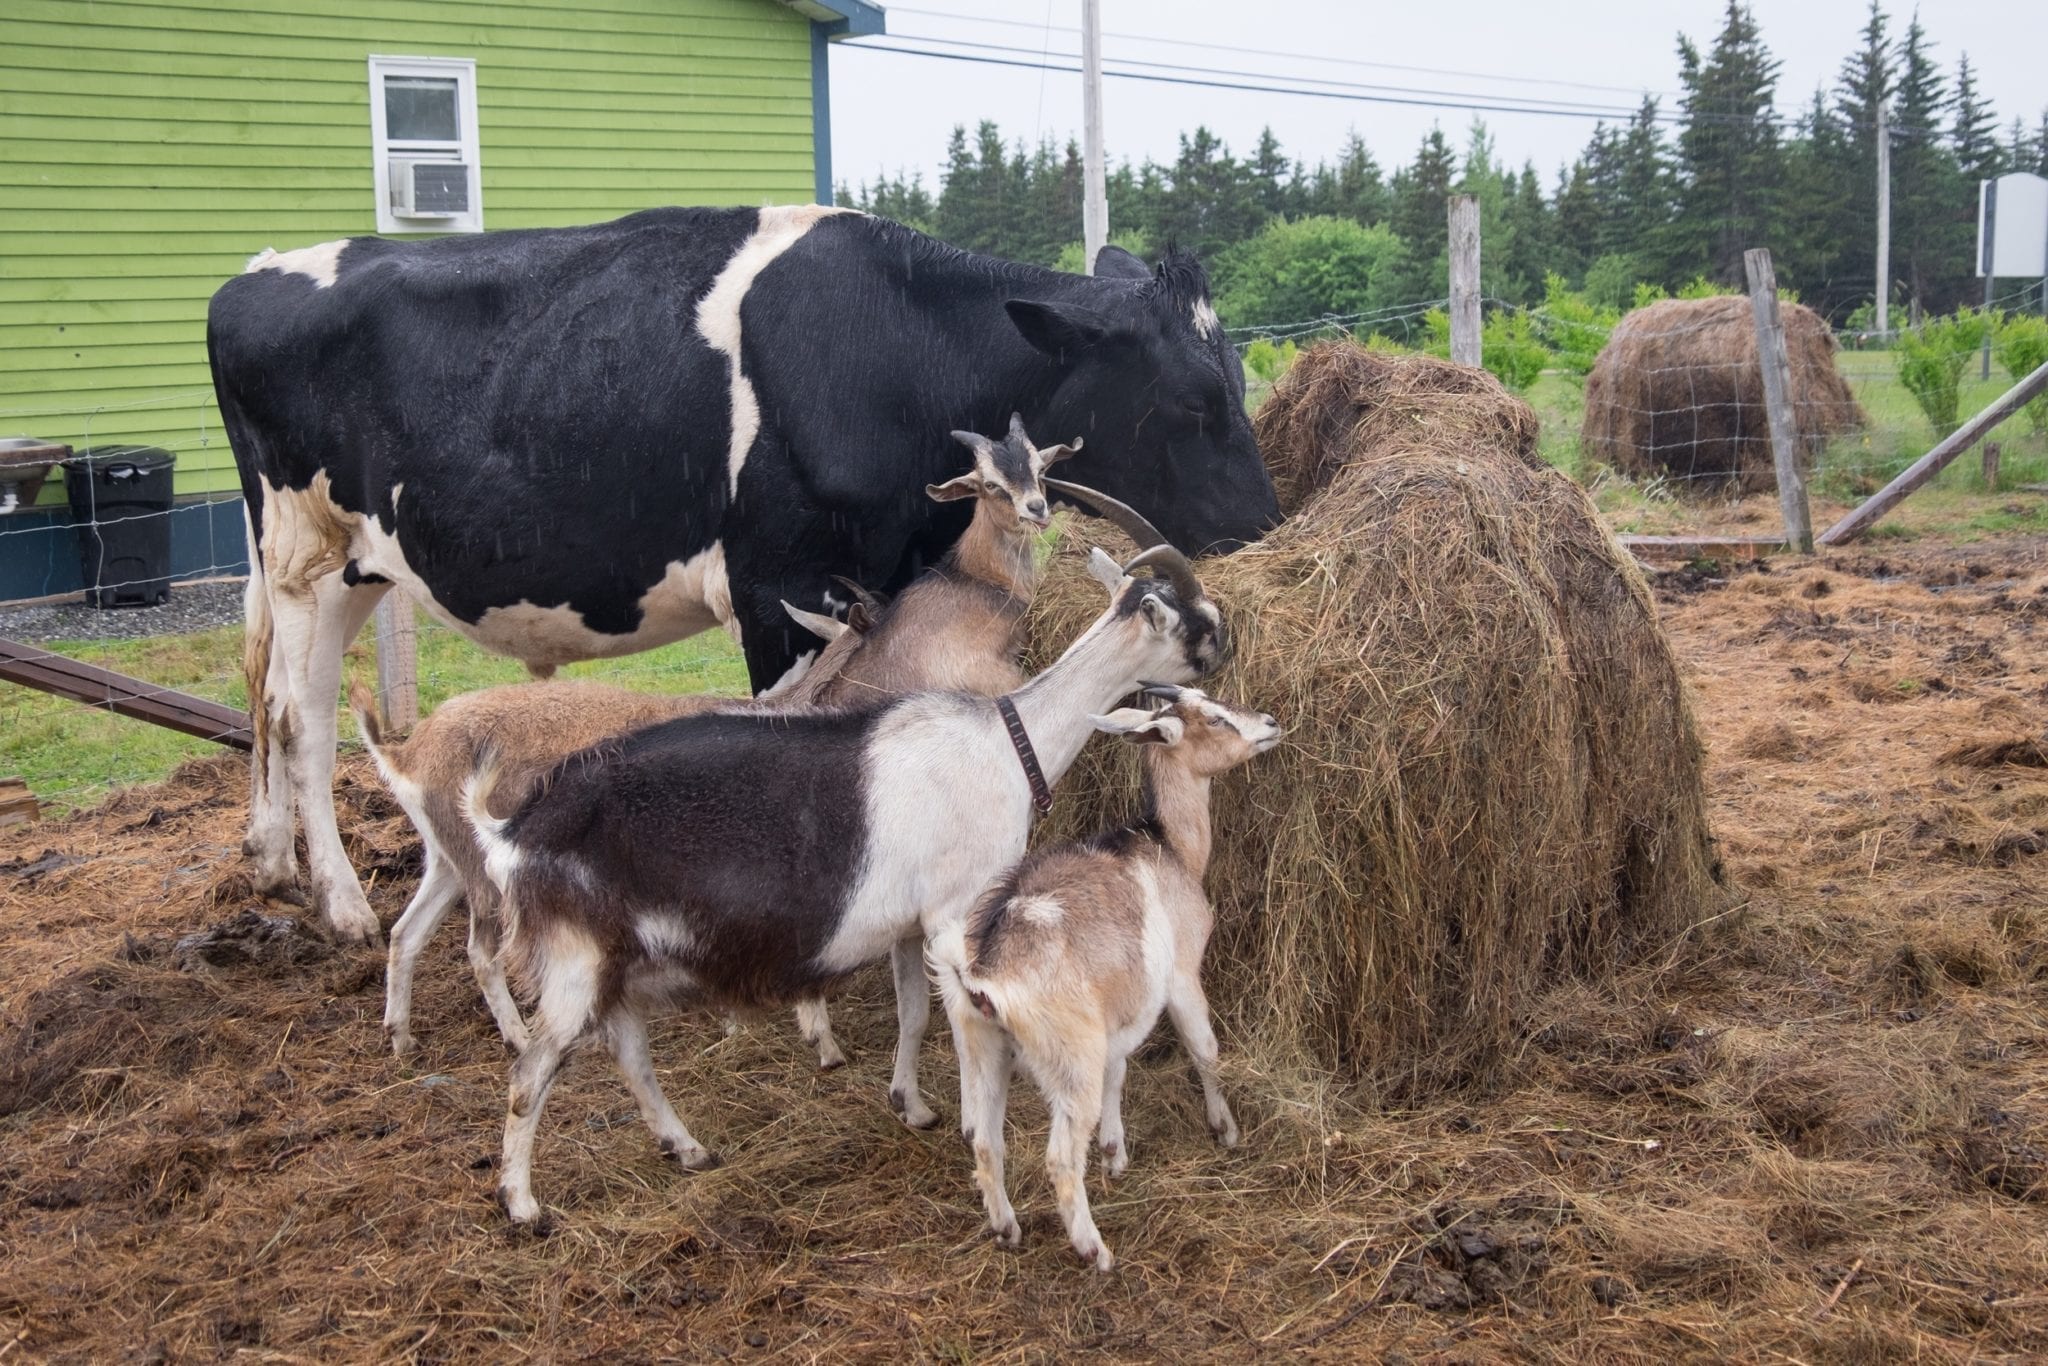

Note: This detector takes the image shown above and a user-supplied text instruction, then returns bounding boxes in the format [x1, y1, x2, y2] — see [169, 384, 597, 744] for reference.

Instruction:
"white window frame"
[368, 54, 483, 234]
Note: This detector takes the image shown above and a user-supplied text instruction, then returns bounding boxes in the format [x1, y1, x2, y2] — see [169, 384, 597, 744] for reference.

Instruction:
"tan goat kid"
[929, 685, 1282, 1271]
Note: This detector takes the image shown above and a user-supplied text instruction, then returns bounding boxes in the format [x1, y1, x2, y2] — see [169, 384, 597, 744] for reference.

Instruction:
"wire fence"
[5, 285, 2046, 812]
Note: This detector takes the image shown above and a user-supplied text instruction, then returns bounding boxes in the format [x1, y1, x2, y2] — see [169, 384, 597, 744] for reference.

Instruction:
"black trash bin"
[64, 445, 176, 608]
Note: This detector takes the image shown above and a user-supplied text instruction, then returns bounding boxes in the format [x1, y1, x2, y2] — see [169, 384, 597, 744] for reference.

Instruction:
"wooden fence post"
[1448, 194, 1481, 368]
[1820, 358, 2048, 545]
[1742, 248, 1815, 553]
[374, 592, 418, 733]
[1982, 441, 2002, 490]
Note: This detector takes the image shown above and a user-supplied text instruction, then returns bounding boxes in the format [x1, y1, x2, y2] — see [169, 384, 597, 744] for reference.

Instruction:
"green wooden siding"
[0, 0, 817, 500]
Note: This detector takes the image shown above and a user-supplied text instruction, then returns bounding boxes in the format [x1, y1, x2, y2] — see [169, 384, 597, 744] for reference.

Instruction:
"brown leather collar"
[995, 695, 1053, 817]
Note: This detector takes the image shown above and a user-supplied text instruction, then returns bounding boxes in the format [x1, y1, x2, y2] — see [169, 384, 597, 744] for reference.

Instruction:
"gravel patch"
[0, 579, 247, 644]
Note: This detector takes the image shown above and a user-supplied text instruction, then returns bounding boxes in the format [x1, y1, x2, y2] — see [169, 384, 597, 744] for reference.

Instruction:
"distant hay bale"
[1031, 344, 1726, 1096]
[1581, 295, 1865, 492]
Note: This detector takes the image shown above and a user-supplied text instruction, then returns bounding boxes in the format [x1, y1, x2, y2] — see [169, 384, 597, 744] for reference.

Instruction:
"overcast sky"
[825, 1, 2048, 199]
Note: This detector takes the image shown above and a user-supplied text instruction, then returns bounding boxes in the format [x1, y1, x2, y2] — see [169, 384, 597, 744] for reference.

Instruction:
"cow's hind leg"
[271, 572, 386, 942]
[241, 540, 298, 895]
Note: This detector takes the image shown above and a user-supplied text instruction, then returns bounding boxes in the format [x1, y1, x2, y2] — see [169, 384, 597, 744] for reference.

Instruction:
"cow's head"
[1005, 245, 1279, 555]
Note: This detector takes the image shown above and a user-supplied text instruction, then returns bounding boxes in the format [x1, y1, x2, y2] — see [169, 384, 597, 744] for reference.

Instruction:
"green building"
[0, 0, 883, 598]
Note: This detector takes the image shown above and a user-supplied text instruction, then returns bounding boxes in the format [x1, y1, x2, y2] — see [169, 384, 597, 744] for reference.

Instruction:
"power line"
[859, 33, 1944, 140]
[887, 4, 1682, 102]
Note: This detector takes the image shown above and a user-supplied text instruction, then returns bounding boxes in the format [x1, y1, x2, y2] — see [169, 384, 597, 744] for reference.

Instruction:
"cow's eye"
[1180, 396, 1208, 417]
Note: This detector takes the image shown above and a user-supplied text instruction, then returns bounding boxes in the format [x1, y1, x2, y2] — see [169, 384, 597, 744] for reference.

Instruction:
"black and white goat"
[465, 512, 1225, 1225]
[365, 416, 1075, 1071]
[357, 599, 872, 1063]
[929, 685, 1281, 1271]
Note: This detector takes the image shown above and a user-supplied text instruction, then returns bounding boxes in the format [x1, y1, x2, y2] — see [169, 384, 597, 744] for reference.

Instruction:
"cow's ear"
[1005, 299, 1111, 359]
[926, 474, 981, 503]
[1092, 244, 1152, 279]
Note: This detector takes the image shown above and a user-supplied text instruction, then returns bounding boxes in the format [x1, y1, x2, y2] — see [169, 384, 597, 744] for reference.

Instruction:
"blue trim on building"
[811, 22, 833, 204]
[0, 497, 250, 602]
[783, 1, 884, 204]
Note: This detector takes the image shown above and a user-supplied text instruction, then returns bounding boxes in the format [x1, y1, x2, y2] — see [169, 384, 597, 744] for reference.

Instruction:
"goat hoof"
[890, 1088, 940, 1130]
[816, 1055, 846, 1073]
[495, 1187, 549, 1231]
[387, 1029, 416, 1059]
[992, 1218, 1022, 1248]
[659, 1141, 721, 1172]
[1073, 1240, 1113, 1273]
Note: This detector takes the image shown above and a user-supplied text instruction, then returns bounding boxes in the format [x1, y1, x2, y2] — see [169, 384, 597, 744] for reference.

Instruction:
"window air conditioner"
[389, 159, 470, 218]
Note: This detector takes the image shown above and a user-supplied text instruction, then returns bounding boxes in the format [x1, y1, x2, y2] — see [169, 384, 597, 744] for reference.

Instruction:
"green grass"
[0, 609, 746, 812]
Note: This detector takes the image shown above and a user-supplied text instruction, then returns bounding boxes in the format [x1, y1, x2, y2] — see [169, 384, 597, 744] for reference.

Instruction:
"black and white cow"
[207, 205, 1278, 941]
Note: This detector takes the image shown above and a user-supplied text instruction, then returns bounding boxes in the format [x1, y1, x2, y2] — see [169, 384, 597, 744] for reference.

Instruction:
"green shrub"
[1896, 308, 1995, 435]
[1632, 281, 1670, 311]
[1580, 253, 1639, 311]
[1242, 337, 1299, 384]
[1212, 216, 1406, 331]
[1480, 309, 1552, 390]
[1676, 274, 1736, 300]
[1993, 312, 2048, 436]
[1534, 272, 1618, 382]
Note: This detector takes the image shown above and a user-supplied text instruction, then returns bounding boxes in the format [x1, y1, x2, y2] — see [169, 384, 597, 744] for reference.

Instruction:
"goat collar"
[995, 695, 1054, 817]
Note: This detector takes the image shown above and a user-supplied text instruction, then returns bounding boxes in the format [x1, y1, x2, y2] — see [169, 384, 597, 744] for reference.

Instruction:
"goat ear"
[1086, 546, 1125, 592]
[847, 601, 874, 633]
[782, 600, 848, 643]
[926, 473, 981, 503]
[1033, 436, 1082, 471]
[1089, 709, 1183, 745]
[1005, 298, 1112, 359]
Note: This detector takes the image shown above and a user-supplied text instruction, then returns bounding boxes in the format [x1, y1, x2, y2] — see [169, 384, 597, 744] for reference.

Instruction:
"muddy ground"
[1, 534, 2044, 1363]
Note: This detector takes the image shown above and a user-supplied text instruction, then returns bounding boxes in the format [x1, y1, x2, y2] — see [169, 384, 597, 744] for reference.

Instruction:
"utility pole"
[1081, 0, 1108, 273]
[1874, 102, 1890, 337]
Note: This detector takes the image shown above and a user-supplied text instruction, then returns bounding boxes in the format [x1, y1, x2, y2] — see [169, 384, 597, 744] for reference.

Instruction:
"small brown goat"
[929, 684, 1282, 1271]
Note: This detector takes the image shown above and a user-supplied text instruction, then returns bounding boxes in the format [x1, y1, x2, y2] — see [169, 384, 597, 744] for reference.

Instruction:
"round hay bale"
[1580, 295, 1865, 492]
[1031, 343, 1727, 1096]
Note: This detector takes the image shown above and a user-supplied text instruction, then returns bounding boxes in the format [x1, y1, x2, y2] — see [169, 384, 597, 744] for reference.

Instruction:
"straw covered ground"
[2, 361, 2046, 1360]
[1582, 295, 1867, 491]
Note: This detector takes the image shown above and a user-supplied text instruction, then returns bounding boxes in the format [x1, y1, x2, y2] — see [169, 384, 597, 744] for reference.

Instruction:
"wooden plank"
[1448, 195, 1481, 368]
[374, 593, 419, 734]
[1743, 249, 1815, 553]
[0, 777, 39, 828]
[1620, 534, 1791, 560]
[1819, 358, 2048, 546]
[0, 635, 252, 750]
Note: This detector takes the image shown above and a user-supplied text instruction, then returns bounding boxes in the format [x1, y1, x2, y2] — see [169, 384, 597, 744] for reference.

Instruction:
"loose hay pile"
[1581, 294, 1865, 490]
[1031, 344, 1727, 1093]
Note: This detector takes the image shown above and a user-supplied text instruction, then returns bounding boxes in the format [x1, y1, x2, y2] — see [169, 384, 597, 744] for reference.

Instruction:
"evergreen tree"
[1385, 126, 1457, 299]
[1888, 15, 1964, 312]
[1552, 158, 1600, 283]
[1669, 1, 1785, 284]
[1834, 1, 1894, 307]
[1247, 127, 1293, 218]
[1501, 163, 1555, 305]
[1611, 98, 1676, 275]
[1142, 128, 1269, 260]
[1950, 54, 2002, 180]
[1780, 88, 1860, 313]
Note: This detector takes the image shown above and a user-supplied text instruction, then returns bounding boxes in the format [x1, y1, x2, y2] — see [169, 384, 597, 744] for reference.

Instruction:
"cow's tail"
[240, 503, 277, 786]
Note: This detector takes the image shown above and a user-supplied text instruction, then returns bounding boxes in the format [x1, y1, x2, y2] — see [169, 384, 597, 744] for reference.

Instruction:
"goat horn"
[1121, 543, 1208, 607]
[1136, 681, 1184, 701]
[1043, 478, 1170, 552]
[828, 575, 887, 615]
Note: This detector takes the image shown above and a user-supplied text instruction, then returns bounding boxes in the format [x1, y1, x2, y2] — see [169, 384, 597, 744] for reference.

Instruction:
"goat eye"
[984, 481, 1001, 494]
[1208, 714, 1229, 727]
